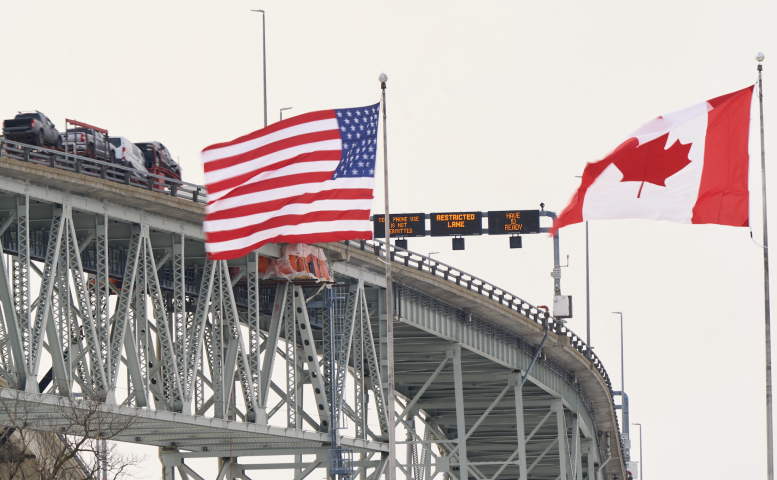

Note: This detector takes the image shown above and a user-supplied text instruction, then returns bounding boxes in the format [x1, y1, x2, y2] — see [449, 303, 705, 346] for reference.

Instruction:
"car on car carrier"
[61, 119, 114, 162]
[135, 141, 181, 180]
[2, 111, 61, 148]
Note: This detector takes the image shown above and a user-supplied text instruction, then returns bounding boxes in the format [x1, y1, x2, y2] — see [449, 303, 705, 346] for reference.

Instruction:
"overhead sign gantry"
[370, 207, 572, 318]
[371, 209, 544, 250]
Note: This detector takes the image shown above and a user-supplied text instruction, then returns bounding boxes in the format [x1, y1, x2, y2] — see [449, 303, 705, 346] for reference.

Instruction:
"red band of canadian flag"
[551, 85, 756, 235]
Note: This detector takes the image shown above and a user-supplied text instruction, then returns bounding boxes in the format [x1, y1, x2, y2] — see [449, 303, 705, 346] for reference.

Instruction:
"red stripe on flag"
[691, 85, 754, 226]
[205, 210, 371, 243]
[202, 110, 336, 152]
[206, 151, 341, 196]
[206, 230, 374, 260]
[203, 130, 342, 173]
[206, 188, 375, 221]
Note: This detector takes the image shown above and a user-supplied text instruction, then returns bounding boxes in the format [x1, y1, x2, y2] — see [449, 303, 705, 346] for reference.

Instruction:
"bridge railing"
[346, 237, 624, 471]
[0, 139, 207, 204]
[344, 238, 614, 391]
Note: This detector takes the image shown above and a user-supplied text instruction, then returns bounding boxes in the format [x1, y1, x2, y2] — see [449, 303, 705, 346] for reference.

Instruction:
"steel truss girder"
[173, 234, 186, 405]
[284, 282, 297, 429]
[106, 225, 141, 401]
[246, 252, 265, 422]
[0, 229, 27, 388]
[27, 207, 64, 391]
[183, 260, 214, 411]
[0, 172, 621, 479]
[217, 260, 258, 422]
[353, 286, 366, 440]
[360, 287, 389, 436]
[65, 211, 107, 396]
[14, 196, 30, 373]
[142, 234, 184, 409]
[293, 284, 330, 432]
[95, 215, 110, 391]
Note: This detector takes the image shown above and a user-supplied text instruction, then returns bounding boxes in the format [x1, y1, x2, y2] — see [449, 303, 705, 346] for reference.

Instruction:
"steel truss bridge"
[0, 141, 627, 480]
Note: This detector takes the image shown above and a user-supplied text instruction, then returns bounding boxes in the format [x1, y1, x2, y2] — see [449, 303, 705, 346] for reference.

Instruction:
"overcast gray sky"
[3, 1, 777, 478]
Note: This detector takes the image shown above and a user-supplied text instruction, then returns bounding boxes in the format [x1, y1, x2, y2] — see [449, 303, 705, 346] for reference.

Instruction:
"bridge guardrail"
[345, 241, 621, 403]
[0, 139, 207, 204]
[346, 238, 613, 386]
[345, 237, 624, 471]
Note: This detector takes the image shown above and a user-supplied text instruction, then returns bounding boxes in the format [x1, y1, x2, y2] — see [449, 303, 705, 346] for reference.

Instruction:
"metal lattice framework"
[0, 144, 626, 480]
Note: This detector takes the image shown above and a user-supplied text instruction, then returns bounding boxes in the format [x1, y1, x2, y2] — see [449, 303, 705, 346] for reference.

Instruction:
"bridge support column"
[511, 374, 528, 480]
[159, 448, 180, 480]
[451, 343, 468, 480]
[553, 399, 568, 480]
[572, 414, 582, 480]
[583, 439, 596, 480]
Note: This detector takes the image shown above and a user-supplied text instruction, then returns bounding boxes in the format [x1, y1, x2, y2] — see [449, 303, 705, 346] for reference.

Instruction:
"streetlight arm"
[632, 423, 643, 480]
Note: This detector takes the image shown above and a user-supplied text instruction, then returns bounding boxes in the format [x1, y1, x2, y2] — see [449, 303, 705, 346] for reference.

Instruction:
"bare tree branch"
[0, 389, 145, 480]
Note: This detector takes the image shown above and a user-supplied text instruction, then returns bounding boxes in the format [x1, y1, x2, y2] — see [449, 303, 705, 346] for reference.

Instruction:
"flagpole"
[757, 52, 774, 480]
[379, 72, 396, 480]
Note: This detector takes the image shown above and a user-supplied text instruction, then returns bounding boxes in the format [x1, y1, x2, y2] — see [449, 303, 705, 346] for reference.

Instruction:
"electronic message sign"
[430, 212, 483, 237]
[487, 210, 541, 235]
[373, 213, 426, 238]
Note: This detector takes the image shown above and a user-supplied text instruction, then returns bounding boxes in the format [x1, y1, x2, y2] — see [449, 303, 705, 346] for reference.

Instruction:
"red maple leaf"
[611, 133, 692, 198]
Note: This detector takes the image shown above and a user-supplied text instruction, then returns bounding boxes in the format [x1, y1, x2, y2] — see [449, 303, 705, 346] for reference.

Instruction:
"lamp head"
[378, 72, 388, 83]
[757, 52, 765, 62]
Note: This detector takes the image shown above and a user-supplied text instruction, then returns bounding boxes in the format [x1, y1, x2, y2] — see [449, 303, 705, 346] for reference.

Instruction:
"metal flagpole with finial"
[757, 51, 774, 480]
[379, 71, 396, 480]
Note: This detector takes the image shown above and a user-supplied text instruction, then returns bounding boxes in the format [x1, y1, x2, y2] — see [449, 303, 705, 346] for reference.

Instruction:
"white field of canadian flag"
[551, 85, 757, 235]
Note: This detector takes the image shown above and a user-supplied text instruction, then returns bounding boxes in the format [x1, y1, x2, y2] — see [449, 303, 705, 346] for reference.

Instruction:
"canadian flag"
[551, 85, 756, 235]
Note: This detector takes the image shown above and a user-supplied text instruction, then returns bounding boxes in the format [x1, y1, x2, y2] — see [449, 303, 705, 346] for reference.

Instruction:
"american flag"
[202, 102, 381, 260]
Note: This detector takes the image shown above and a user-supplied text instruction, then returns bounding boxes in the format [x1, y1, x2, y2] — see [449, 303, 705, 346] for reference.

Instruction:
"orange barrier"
[258, 243, 331, 282]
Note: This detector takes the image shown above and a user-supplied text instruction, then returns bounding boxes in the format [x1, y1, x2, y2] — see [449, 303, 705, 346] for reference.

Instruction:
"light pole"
[612, 311, 624, 392]
[280, 107, 292, 121]
[428, 252, 439, 260]
[585, 221, 591, 348]
[575, 176, 592, 351]
[632, 423, 643, 479]
[612, 311, 630, 464]
[250, 9, 268, 127]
